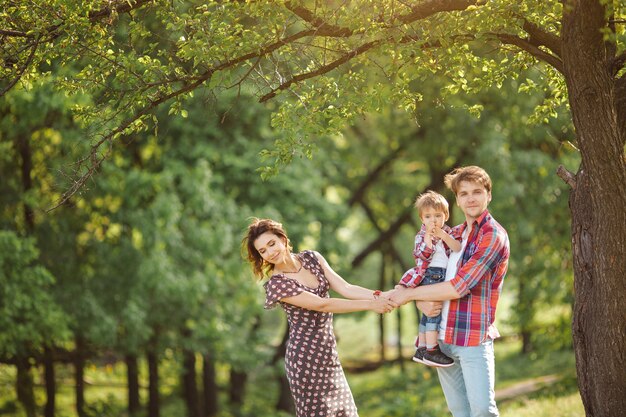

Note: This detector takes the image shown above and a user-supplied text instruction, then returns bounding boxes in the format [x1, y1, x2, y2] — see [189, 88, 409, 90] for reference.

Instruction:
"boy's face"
[455, 180, 491, 222]
[420, 207, 446, 230]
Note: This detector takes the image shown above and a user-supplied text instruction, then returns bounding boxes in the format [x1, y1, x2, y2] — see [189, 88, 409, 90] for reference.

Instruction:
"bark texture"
[44, 347, 56, 417]
[126, 354, 140, 416]
[561, 2, 626, 416]
[147, 350, 160, 417]
[202, 353, 218, 417]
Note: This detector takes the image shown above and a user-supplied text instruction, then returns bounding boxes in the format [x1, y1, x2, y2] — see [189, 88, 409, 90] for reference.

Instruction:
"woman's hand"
[416, 300, 443, 317]
[371, 297, 398, 314]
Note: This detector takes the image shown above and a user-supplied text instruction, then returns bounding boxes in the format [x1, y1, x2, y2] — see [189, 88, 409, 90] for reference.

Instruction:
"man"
[389, 166, 510, 417]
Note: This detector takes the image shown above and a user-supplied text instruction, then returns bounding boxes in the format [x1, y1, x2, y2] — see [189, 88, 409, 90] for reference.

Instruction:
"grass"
[340, 336, 583, 417]
[0, 309, 583, 417]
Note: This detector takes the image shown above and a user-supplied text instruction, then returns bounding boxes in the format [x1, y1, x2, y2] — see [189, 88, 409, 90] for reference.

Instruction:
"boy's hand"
[423, 229, 434, 247]
[431, 226, 446, 239]
[416, 300, 443, 317]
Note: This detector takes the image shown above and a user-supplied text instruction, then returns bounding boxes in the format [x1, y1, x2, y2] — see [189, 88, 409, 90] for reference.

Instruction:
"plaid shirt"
[444, 210, 510, 346]
[398, 224, 462, 287]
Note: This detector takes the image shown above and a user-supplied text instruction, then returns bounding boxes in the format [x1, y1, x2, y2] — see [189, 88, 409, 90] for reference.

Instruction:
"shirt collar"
[459, 209, 490, 234]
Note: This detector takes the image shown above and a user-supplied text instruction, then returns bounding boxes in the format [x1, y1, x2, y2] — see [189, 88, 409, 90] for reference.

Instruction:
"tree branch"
[260, 39, 382, 102]
[1, 0, 156, 98]
[521, 19, 562, 58]
[88, 0, 155, 22]
[47, 74, 209, 211]
[359, 200, 410, 271]
[351, 207, 414, 268]
[613, 50, 626, 76]
[0, 36, 40, 97]
[0, 29, 29, 37]
[284, 1, 353, 37]
[556, 165, 577, 189]
[399, 0, 485, 24]
[347, 143, 406, 207]
[495, 33, 564, 74]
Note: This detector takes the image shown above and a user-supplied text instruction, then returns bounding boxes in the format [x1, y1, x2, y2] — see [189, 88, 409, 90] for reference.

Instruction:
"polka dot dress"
[264, 250, 359, 417]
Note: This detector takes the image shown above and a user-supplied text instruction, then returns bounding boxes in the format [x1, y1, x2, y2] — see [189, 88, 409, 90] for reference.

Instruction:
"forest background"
[1, 1, 624, 417]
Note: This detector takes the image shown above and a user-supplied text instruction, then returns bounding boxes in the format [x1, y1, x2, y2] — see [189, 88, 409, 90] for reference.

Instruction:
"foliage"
[0, 231, 69, 357]
[4, 0, 623, 201]
[4, 0, 621, 414]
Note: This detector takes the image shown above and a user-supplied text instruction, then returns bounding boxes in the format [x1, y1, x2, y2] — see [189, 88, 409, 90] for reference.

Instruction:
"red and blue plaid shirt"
[398, 223, 462, 287]
[444, 210, 510, 346]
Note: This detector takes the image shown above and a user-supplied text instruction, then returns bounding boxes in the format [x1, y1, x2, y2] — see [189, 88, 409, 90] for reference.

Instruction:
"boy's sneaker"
[423, 346, 454, 367]
[412, 347, 427, 364]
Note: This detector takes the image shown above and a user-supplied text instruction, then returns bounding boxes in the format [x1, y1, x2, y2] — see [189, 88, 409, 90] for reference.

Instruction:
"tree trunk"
[378, 253, 386, 361]
[518, 274, 534, 354]
[561, 2, 626, 416]
[271, 325, 294, 414]
[74, 337, 86, 417]
[202, 352, 218, 417]
[17, 134, 35, 231]
[44, 347, 56, 417]
[274, 374, 293, 414]
[15, 357, 36, 417]
[396, 297, 405, 371]
[147, 350, 160, 417]
[182, 350, 199, 417]
[126, 354, 141, 416]
[520, 330, 533, 355]
[391, 258, 404, 370]
[228, 369, 247, 406]
[16, 121, 36, 417]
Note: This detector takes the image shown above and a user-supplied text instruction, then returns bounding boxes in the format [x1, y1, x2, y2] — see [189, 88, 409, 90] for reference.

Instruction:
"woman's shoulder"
[299, 249, 316, 257]
[302, 249, 330, 267]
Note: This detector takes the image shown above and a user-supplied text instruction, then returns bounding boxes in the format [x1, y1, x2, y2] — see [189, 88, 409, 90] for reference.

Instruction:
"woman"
[243, 218, 397, 417]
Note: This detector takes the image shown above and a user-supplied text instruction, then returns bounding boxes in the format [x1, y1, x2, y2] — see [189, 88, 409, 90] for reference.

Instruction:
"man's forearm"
[405, 281, 461, 302]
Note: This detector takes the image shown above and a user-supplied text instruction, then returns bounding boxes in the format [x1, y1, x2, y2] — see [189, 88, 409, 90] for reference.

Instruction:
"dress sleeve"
[264, 277, 303, 309]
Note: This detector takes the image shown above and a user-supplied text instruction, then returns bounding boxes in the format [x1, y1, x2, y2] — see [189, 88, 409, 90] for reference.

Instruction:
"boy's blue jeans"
[436, 339, 499, 417]
[418, 267, 446, 333]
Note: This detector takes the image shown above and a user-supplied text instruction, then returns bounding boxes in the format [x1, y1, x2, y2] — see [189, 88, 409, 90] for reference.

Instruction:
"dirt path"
[495, 374, 561, 401]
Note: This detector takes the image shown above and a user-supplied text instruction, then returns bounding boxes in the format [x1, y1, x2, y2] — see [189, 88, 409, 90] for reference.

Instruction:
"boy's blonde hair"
[444, 165, 492, 194]
[414, 191, 450, 221]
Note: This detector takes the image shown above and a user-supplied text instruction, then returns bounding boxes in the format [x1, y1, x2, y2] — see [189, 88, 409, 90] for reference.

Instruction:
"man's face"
[455, 181, 491, 222]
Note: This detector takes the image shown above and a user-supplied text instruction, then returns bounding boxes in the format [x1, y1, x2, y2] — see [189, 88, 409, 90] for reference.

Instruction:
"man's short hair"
[414, 190, 450, 221]
[444, 166, 492, 194]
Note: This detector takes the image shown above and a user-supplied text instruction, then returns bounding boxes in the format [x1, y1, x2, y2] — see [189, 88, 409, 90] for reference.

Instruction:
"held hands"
[376, 289, 444, 315]
[383, 287, 413, 306]
[371, 294, 399, 314]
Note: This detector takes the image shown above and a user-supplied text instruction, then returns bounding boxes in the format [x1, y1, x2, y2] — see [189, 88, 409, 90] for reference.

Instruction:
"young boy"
[397, 190, 461, 367]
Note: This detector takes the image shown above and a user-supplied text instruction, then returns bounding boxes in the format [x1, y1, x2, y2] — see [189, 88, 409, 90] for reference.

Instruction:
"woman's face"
[254, 231, 289, 265]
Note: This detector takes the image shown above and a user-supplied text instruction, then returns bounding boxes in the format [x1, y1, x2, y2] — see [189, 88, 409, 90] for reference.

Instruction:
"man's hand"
[388, 287, 414, 306]
[416, 300, 443, 317]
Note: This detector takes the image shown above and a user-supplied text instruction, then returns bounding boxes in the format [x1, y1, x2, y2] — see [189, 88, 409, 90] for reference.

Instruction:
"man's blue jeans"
[436, 339, 498, 417]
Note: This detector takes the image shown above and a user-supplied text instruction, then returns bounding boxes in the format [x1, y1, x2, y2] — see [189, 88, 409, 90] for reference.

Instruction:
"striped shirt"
[443, 210, 510, 346]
